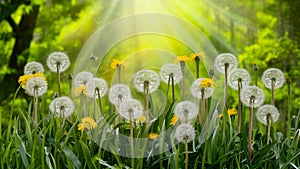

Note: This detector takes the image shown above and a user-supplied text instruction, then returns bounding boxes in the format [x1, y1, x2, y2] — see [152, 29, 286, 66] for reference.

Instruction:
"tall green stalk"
[224, 63, 229, 109]
[184, 137, 189, 169]
[144, 80, 149, 128]
[56, 62, 61, 96]
[180, 61, 185, 101]
[286, 78, 291, 137]
[248, 96, 255, 161]
[33, 86, 39, 126]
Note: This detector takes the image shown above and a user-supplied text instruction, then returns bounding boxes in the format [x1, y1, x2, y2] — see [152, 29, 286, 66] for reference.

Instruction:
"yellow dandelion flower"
[218, 108, 237, 118]
[78, 117, 97, 131]
[190, 52, 205, 60]
[175, 55, 191, 63]
[170, 115, 178, 126]
[199, 78, 216, 89]
[78, 123, 84, 131]
[228, 108, 237, 116]
[18, 72, 46, 89]
[110, 59, 126, 69]
[75, 86, 87, 96]
[149, 133, 159, 140]
[136, 115, 146, 123]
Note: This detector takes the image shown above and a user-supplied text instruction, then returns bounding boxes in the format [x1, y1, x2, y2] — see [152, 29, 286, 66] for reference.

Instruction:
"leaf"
[62, 145, 82, 169]
[99, 158, 118, 169]
[16, 132, 29, 168]
[79, 140, 96, 169]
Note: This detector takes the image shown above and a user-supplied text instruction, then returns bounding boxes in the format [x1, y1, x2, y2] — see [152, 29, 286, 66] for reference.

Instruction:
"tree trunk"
[0, 5, 39, 101]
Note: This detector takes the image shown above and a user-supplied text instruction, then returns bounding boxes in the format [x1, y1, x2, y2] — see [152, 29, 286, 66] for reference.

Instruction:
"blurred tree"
[0, 0, 96, 101]
[0, 0, 42, 100]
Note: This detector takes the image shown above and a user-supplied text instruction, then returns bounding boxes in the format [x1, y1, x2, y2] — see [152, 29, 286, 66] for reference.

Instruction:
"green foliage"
[1, 0, 300, 168]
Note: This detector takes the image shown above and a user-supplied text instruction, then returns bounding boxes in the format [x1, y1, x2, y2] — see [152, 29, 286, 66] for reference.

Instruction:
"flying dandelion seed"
[49, 96, 75, 118]
[159, 64, 182, 84]
[24, 61, 44, 74]
[174, 123, 195, 143]
[47, 52, 70, 73]
[256, 104, 280, 125]
[133, 69, 160, 94]
[241, 86, 265, 108]
[119, 98, 143, 120]
[109, 84, 132, 106]
[262, 68, 285, 89]
[228, 68, 251, 90]
[174, 101, 197, 121]
[86, 78, 108, 98]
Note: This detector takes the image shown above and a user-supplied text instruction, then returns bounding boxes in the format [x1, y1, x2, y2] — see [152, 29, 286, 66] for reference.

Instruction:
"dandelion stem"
[267, 114, 271, 144]
[117, 65, 121, 84]
[287, 78, 291, 137]
[68, 74, 73, 99]
[224, 63, 229, 109]
[271, 78, 275, 106]
[201, 88, 205, 128]
[83, 94, 88, 117]
[248, 96, 255, 160]
[56, 62, 61, 96]
[33, 86, 38, 126]
[201, 141, 207, 169]
[166, 75, 170, 97]
[180, 61, 185, 101]
[171, 75, 175, 102]
[238, 79, 242, 132]
[254, 70, 258, 86]
[129, 111, 135, 167]
[253, 63, 258, 86]
[195, 56, 200, 78]
[144, 80, 149, 127]
[184, 137, 189, 169]
[96, 88, 103, 118]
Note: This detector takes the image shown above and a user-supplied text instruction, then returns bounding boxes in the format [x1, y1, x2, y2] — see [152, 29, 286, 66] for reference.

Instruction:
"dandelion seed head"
[47, 52, 70, 73]
[214, 53, 238, 74]
[228, 68, 251, 90]
[109, 84, 132, 106]
[119, 99, 143, 120]
[74, 71, 93, 87]
[241, 86, 265, 107]
[262, 68, 285, 89]
[25, 77, 47, 96]
[133, 69, 160, 94]
[24, 61, 44, 74]
[174, 101, 197, 121]
[49, 96, 74, 118]
[86, 78, 108, 98]
[174, 123, 195, 143]
[190, 78, 215, 99]
[256, 104, 280, 125]
[159, 64, 182, 84]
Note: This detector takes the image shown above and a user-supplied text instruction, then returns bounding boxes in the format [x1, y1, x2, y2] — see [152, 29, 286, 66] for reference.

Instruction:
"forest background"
[0, 0, 300, 168]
